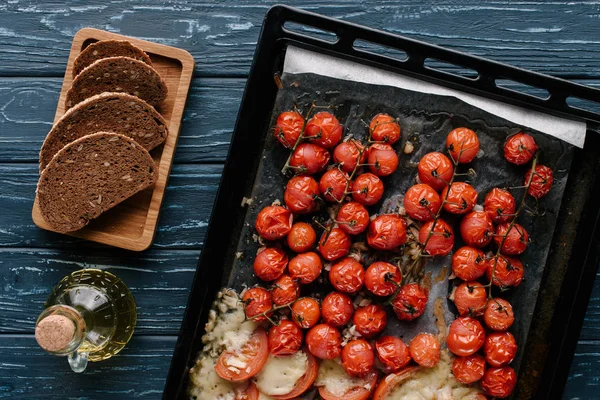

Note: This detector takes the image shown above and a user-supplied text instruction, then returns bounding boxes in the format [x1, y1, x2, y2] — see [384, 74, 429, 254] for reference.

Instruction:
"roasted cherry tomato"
[417, 152, 454, 192]
[288, 252, 322, 284]
[353, 304, 388, 338]
[319, 370, 378, 400]
[274, 110, 304, 149]
[484, 331, 518, 367]
[352, 173, 385, 206]
[289, 143, 330, 175]
[284, 176, 320, 214]
[372, 367, 419, 400]
[253, 247, 288, 282]
[484, 298, 515, 331]
[453, 281, 487, 316]
[320, 168, 349, 203]
[287, 222, 317, 252]
[271, 351, 319, 400]
[305, 111, 343, 149]
[391, 283, 428, 321]
[375, 336, 412, 372]
[409, 333, 441, 368]
[365, 262, 402, 297]
[318, 227, 351, 261]
[306, 324, 342, 360]
[446, 317, 486, 357]
[494, 222, 529, 255]
[403, 183, 442, 221]
[337, 201, 370, 235]
[526, 164, 553, 199]
[486, 255, 524, 288]
[441, 182, 478, 215]
[333, 139, 367, 173]
[452, 353, 486, 384]
[504, 132, 538, 165]
[484, 188, 516, 224]
[243, 287, 273, 322]
[481, 366, 517, 398]
[321, 292, 354, 328]
[329, 257, 365, 294]
[460, 211, 495, 248]
[367, 214, 407, 251]
[451, 246, 488, 281]
[367, 143, 399, 177]
[446, 127, 480, 164]
[291, 297, 321, 329]
[215, 327, 269, 382]
[271, 274, 300, 306]
[256, 205, 293, 241]
[370, 113, 401, 144]
[269, 319, 304, 356]
[419, 218, 454, 256]
[342, 339, 376, 377]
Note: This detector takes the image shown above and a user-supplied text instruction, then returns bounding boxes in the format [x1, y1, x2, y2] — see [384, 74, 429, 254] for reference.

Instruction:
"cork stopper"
[35, 314, 76, 352]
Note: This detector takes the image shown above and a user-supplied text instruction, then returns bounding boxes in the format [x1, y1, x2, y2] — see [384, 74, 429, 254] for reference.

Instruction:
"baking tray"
[32, 28, 195, 251]
[164, 5, 600, 399]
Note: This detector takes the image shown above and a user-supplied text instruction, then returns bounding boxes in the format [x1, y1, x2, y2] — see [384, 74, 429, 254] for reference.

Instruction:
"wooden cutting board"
[32, 28, 195, 251]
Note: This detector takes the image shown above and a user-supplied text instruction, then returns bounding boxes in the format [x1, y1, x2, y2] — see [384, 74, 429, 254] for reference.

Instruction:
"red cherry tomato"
[288, 252, 322, 284]
[484, 331, 518, 367]
[291, 298, 321, 329]
[409, 333, 441, 368]
[460, 211, 495, 248]
[289, 143, 330, 175]
[269, 320, 304, 356]
[271, 274, 300, 306]
[504, 132, 538, 165]
[329, 257, 365, 294]
[417, 152, 454, 192]
[305, 111, 343, 149]
[365, 262, 402, 297]
[319, 370, 378, 400]
[306, 324, 342, 360]
[526, 164, 553, 199]
[367, 214, 407, 251]
[441, 182, 478, 214]
[321, 292, 354, 328]
[215, 328, 269, 382]
[367, 143, 399, 177]
[372, 367, 419, 400]
[484, 188, 516, 224]
[451, 246, 488, 281]
[255, 205, 293, 241]
[352, 173, 385, 206]
[452, 353, 486, 384]
[337, 202, 370, 235]
[453, 281, 487, 316]
[392, 283, 429, 321]
[419, 218, 454, 256]
[319, 168, 349, 203]
[446, 317, 486, 357]
[486, 255, 524, 288]
[484, 298, 515, 331]
[353, 304, 388, 338]
[284, 176, 320, 214]
[271, 351, 319, 400]
[370, 113, 401, 144]
[481, 366, 517, 398]
[375, 336, 412, 372]
[446, 127, 480, 164]
[287, 222, 317, 252]
[333, 139, 367, 173]
[243, 287, 273, 322]
[274, 110, 304, 149]
[342, 339, 376, 377]
[403, 183, 442, 221]
[253, 247, 288, 282]
[318, 227, 352, 261]
[494, 222, 529, 255]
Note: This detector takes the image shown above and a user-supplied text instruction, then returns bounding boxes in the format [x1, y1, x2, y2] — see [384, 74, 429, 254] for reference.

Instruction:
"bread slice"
[40, 92, 168, 172]
[37, 132, 158, 233]
[73, 40, 152, 77]
[65, 57, 168, 109]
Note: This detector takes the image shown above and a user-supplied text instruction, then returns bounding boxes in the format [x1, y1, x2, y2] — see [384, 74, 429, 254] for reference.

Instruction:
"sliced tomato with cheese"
[316, 359, 378, 400]
[215, 328, 269, 382]
[372, 366, 420, 400]
[272, 352, 318, 399]
[254, 350, 317, 399]
[236, 381, 259, 400]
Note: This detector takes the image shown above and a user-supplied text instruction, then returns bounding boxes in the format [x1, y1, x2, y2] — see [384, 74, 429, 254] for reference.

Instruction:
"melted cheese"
[315, 358, 369, 397]
[189, 357, 236, 400]
[255, 352, 308, 396]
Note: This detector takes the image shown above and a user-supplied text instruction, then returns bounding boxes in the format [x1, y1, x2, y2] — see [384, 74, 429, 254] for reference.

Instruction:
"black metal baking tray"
[164, 5, 600, 399]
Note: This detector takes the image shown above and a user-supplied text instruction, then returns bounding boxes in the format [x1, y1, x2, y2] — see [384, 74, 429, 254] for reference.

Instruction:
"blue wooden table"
[0, 1, 598, 398]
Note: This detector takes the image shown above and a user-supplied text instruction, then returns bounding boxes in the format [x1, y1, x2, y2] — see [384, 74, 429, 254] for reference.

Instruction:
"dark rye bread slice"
[73, 40, 152, 77]
[65, 56, 168, 109]
[40, 92, 168, 171]
[37, 132, 158, 233]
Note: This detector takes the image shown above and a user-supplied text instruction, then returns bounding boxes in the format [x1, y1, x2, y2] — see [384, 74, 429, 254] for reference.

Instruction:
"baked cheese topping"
[255, 351, 308, 395]
[189, 357, 236, 400]
[315, 358, 370, 397]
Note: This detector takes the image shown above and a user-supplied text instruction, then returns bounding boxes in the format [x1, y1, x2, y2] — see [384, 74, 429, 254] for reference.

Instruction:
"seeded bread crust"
[37, 132, 158, 233]
[40, 92, 168, 172]
[65, 56, 168, 109]
[73, 40, 153, 77]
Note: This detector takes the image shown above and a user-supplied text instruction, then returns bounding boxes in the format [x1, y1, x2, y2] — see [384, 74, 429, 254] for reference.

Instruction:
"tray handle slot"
[282, 21, 338, 44]
[566, 96, 600, 115]
[424, 57, 479, 81]
[495, 78, 551, 100]
[352, 39, 408, 63]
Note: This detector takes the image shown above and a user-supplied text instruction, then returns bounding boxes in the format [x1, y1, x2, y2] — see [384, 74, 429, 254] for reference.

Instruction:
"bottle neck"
[35, 305, 86, 355]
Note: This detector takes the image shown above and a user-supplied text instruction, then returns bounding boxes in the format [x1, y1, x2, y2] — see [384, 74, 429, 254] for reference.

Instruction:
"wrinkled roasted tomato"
[525, 164, 553, 199]
[305, 111, 343, 149]
[243, 287, 273, 322]
[333, 139, 367, 173]
[269, 319, 303, 356]
[481, 366, 517, 398]
[452, 281, 487, 316]
[484, 188, 516, 224]
[321, 292, 354, 328]
[253, 247, 288, 282]
[286, 222, 316, 253]
[409, 332, 441, 368]
[306, 324, 342, 360]
[365, 261, 402, 297]
[391, 283, 428, 321]
[446, 127, 480, 164]
[484, 331, 518, 367]
[329, 257, 365, 294]
[370, 113, 401, 144]
[353, 304, 388, 338]
[289, 143, 330, 175]
[419, 218, 454, 256]
[446, 317, 486, 357]
[460, 211, 495, 248]
[215, 328, 269, 382]
[342, 339, 376, 377]
[367, 214, 407, 251]
[504, 132, 538, 165]
[494, 222, 529, 255]
[255, 205, 293, 241]
[319, 168, 349, 203]
[352, 173, 385, 206]
[367, 143, 399, 177]
[417, 152, 454, 192]
[375, 336, 412, 372]
[284, 176, 320, 214]
[291, 297, 321, 329]
[274, 110, 304, 149]
[271, 274, 300, 306]
[337, 201, 370, 235]
[403, 183, 441, 221]
[318, 227, 351, 261]
[451, 246, 488, 281]
[441, 182, 478, 215]
[486, 255, 524, 288]
[484, 297, 515, 331]
[288, 252, 322, 284]
[452, 353, 486, 384]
